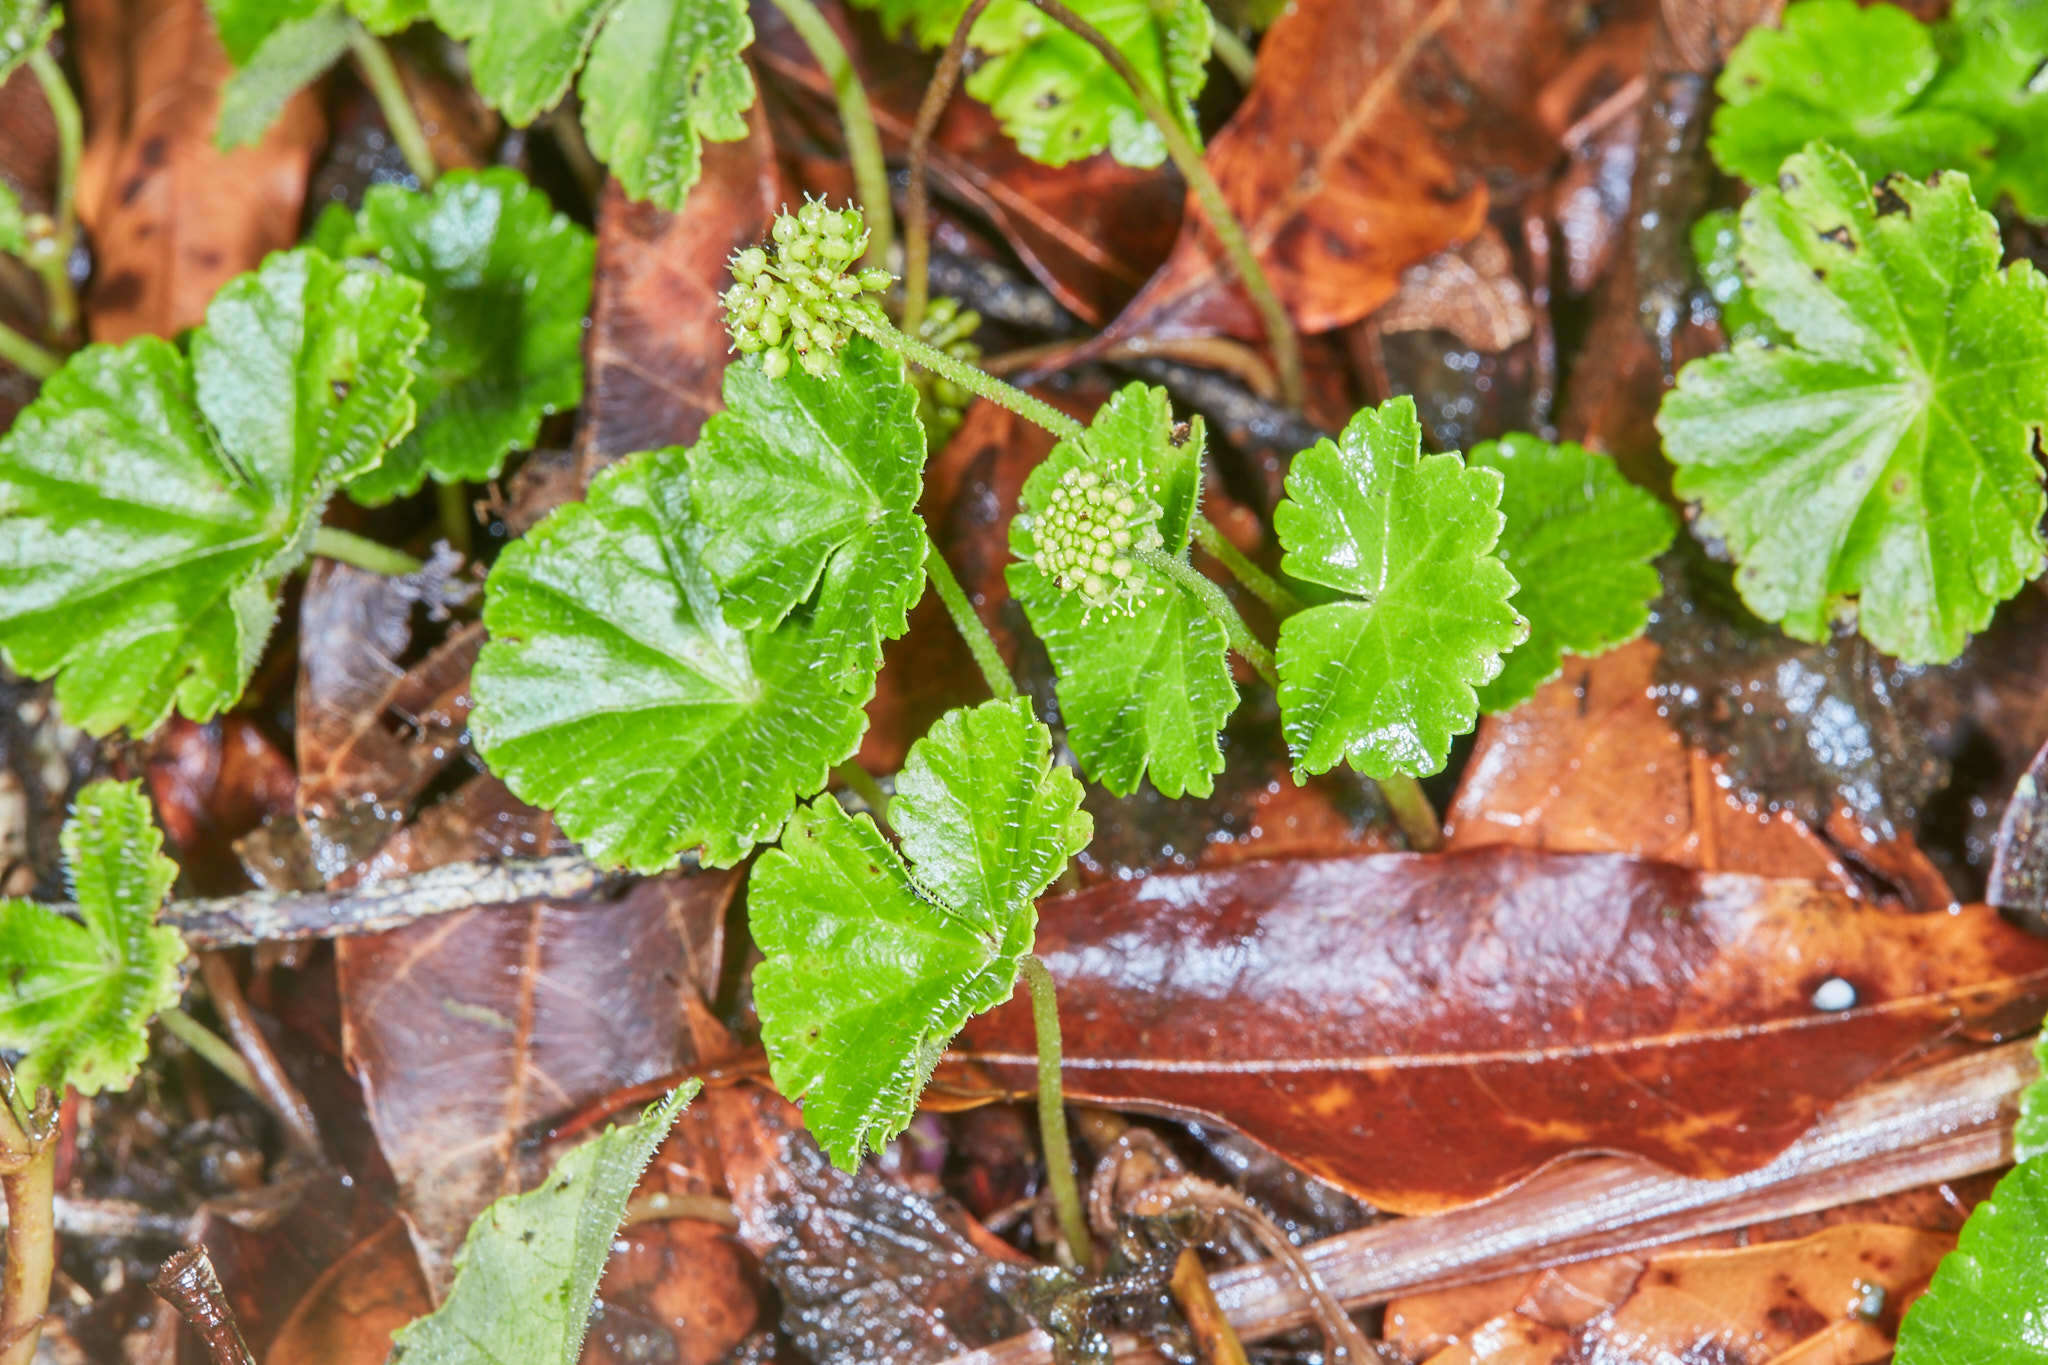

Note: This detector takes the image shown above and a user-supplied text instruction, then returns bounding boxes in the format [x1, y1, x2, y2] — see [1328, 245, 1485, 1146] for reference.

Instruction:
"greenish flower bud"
[1030, 467, 1164, 614]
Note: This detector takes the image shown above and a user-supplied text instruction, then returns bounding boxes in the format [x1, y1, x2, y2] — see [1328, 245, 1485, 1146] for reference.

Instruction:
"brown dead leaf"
[262, 1219, 430, 1365]
[1103, 0, 1588, 347]
[950, 846, 2048, 1213]
[1373, 227, 1532, 353]
[576, 100, 783, 476]
[145, 715, 298, 894]
[70, 0, 324, 342]
[337, 808, 738, 1294]
[1445, 640, 1854, 887]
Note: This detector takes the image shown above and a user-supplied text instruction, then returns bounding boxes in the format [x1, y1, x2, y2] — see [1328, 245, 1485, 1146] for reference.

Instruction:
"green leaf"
[1893, 1156, 2048, 1365]
[0, 181, 25, 258]
[1007, 384, 1233, 798]
[577, 0, 755, 212]
[846, 0, 965, 48]
[686, 336, 926, 679]
[750, 699, 1088, 1167]
[965, 0, 1213, 168]
[208, 0, 327, 65]
[0, 0, 55, 83]
[1708, 0, 1993, 193]
[310, 170, 595, 504]
[1274, 396, 1525, 780]
[1923, 0, 2048, 219]
[2019, 1032, 2048, 1164]
[216, 4, 352, 149]
[0, 780, 186, 1099]
[387, 1083, 696, 1365]
[345, 0, 427, 32]
[1692, 208, 1778, 346]
[426, 0, 755, 211]
[471, 447, 877, 873]
[1467, 434, 1675, 714]
[0, 249, 427, 735]
[1656, 144, 2048, 665]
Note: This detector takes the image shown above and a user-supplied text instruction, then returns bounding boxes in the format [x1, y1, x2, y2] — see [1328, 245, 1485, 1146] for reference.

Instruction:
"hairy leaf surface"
[1274, 397, 1524, 779]
[1468, 434, 1674, 714]
[688, 337, 926, 679]
[1008, 384, 1234, 797]
[471, 447, 875, 872]
[311, 169, 594, 503]
[216, 4, 353, 148]
[0, 249, 426, 734]
[1657, 145, 2048, 664]
[0, 781, 186, 1098]
[386, 1084, 696, 1365]
[751, 700, 1089, 1167]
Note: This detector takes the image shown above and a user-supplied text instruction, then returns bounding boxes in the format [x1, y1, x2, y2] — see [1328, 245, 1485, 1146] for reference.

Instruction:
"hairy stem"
[1020, 0, 1303, 411]
[925, 535, 1019, 701]
[0, 1089, 54, 1365]
[1020, 955, 1094, 1270]
[310, 525, 424, 576]
[1377, 773, 1442, 851]
[25, 49, 80, 335]
[1193, 516, 1302, 616]
[852, 309, 1085, 441]
[347, 26, 438, 187]
[0, 319, 60, 379]
[160, 1007, 263, 1104]
[1208, 26, 1257, 86]
[769, 0, 895, 267]
[904, 0, 995, 332]
[1135, 547, 1278, 688]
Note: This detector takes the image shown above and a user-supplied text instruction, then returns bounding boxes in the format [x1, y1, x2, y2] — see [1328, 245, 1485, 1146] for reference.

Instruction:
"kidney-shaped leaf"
[951, 846, 2048, 1212]
[0, 249, 426, 735]
[471, 446, 877, 872]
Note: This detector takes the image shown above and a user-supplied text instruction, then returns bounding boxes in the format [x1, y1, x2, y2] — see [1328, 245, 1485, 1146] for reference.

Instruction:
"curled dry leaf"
[261, 1219, 432, 1365]
[1371, 226, 1533, 354]
[576, 102, 784, 479]
[951, 845, 2048, 1212]
[1102, 0, 1583, 347]
[70, 0, 324, 342]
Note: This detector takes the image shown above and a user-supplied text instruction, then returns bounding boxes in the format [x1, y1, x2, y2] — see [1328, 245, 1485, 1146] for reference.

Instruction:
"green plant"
[0, 0, 81, 372]
[1660, 141, 2048, 665]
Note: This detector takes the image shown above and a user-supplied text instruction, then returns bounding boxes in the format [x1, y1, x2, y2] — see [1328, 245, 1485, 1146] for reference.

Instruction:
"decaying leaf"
[952, 845, 2048, 1212]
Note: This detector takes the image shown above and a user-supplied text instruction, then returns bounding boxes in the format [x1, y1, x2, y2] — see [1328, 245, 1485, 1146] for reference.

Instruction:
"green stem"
[769, 0, 895, 267]
[1019, 955, 1093, 1270]
[159, 1007, 263, 1102]
[436, 480, 473, 556]
[0, 319, 60, 379]
[1209, 25, 1257, 86]
[903, 0, 996, 332]
[1193, 515, 1302, 617]
[347, 25, 438, 187]
[310, 526, 424, 577]
[26, 49, 80, 335]
[851, 310, 1084, 442]
[925, 534, 1019, 701]
[1136, 546, 1277, 688]
[1020, 0, 1303, 411]
[834, 762, 891, 821]
[0, 1085, 54, 1365]
[1377, 772, 1442, 851]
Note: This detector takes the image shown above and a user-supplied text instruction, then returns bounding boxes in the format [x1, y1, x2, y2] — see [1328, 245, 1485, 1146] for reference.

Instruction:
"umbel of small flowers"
[1030, 468, 1166, 615]
[722, 198, 892, 379]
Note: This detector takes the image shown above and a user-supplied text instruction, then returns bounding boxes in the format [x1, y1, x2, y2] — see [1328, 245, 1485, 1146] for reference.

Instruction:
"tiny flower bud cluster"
[1031, 468, 1164, 614]
[723, 200, 893, 379]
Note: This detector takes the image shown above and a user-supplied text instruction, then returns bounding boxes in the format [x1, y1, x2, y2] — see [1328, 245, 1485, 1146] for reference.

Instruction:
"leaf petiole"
[848, 309, 1085, 443]
[767, 0, 894, 266]
[1020, 954, 1094, 1269]
[345, 24, 438, 188]
[158, 1006, 262, 1103]
[925, 534, 1020, 701]
[24, 48, 79, 336]
[310, 525, 425, 577]
[1135, 545, 1278, 688]
[1377, 773, 1441, 851]
[0, 318, 60, 380]
[1194, 515, 1302, 617]
[0, 1082, 55, 1365]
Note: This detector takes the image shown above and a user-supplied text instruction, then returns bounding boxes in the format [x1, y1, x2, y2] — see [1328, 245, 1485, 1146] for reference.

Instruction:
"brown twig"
[196, 956, 325, 1160]
[905, 0, 996, 333]
[0, 1083, 55, 1365]
[935, 1041, 2034, 1365]
[150, 1248, 255, 1365]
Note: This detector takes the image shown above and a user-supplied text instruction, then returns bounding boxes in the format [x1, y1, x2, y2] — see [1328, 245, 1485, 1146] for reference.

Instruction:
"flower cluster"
[1030, 468, 1164, 614]
[723, 201, 892, 379]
